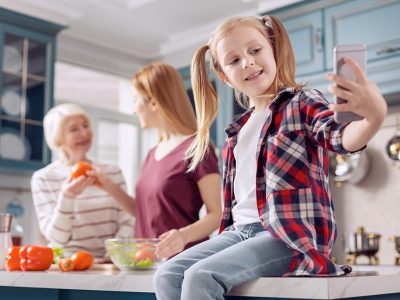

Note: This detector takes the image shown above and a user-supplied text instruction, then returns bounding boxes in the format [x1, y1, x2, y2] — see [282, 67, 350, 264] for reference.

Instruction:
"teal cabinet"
[271, 0, 400, 100]
[0, 8, 63, 173]
[282, 10, 324, 76]
[324, 0, 400, 69]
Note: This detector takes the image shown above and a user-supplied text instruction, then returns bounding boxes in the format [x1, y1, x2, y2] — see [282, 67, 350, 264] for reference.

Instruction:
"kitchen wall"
[0, 173, 41, 245]
[331, 106, 400, 265]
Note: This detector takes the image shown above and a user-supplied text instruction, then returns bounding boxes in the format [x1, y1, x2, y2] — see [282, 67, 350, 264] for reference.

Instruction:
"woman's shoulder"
[291, 88, 329, 106]
[32, 160, 66, 181]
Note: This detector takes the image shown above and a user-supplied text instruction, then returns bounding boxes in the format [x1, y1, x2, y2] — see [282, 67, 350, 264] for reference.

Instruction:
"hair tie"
[262, 16, 272, 29]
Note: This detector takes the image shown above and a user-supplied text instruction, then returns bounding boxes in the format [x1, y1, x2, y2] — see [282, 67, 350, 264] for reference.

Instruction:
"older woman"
[31, 103, 134, 258]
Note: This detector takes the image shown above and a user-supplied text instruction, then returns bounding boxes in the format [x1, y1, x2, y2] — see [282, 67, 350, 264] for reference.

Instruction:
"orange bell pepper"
[19, 245, 54, 271]
[6, 246, 21, 271]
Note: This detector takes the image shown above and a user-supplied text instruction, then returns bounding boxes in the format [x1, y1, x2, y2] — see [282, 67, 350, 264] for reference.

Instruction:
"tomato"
[135, 249, 156, 263]
[19, 245, 53, 271]
[6, 246, 21, 271]
[58, 258, 75, 272]
[70, 251, 93, 270]
[71, 161, 93, 179]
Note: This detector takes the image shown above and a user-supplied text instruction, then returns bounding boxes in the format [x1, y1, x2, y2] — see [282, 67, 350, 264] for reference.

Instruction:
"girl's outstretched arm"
[326, 57, 387, 152]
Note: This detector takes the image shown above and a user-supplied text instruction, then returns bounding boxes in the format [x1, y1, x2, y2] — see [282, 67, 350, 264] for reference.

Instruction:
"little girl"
[154, 16, 387, 300]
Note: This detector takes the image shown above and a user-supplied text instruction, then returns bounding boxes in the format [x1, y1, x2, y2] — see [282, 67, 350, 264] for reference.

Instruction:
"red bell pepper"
[6, 246, 21, 271]
[19, 245, 53, 271]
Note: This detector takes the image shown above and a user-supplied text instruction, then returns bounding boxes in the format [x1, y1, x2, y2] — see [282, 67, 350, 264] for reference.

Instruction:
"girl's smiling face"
[216, 25, 277, 103]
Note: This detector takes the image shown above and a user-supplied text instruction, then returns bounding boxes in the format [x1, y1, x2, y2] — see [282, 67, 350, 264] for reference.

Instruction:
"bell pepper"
[6, 246, 21, 271]
[19, 245, 54, 271]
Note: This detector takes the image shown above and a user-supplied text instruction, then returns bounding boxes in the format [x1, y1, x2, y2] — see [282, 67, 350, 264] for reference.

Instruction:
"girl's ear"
[150, 101, 159, 112]
[218, 72, 233, 88]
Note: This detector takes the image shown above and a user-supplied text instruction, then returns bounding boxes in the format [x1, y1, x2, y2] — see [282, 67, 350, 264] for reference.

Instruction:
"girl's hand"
[155, 229, 187, 259]
[326, 57, 387, 125]
[86, 168, 114, 192]
[61, 175, 95, 198]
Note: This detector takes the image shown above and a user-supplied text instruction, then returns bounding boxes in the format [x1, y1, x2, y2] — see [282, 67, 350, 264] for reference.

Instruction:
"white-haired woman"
[31, 103, 134, 258]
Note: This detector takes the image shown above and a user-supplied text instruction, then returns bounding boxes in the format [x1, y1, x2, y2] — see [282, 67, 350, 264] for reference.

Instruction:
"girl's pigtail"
[185, 45, 218, 172]
[263, 15, 299, 91]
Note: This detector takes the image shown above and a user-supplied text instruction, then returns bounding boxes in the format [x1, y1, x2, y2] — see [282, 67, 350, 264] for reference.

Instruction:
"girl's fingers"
[329, 103, 351, 112]
[326, 73, 358, 91]
[343, 57, 367, 83]
[328, 85, 355, 101]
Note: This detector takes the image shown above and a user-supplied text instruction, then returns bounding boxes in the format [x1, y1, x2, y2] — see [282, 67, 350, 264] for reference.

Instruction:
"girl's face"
[216, 25, 277, 101]
[132, 86, 156, 128]
[62, 115, 92, 157]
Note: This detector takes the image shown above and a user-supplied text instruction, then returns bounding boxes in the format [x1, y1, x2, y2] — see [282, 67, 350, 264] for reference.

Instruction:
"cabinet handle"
[314, 28, 323, 53]
[376, 46, 400, 55]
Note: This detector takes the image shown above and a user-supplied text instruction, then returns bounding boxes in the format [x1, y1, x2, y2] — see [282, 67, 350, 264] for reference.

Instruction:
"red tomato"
[58, 258, 75, 272]
[71, 161, 93, 179]
[6, 246, 21, 271]
[70, 251, 93, 270]
[135, 249, 156, 262]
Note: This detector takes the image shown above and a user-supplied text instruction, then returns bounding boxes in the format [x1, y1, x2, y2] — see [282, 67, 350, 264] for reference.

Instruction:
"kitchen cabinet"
[282, 10, 324, 76]
[0, 8, 63, 173]
[270, 0, 400, 99]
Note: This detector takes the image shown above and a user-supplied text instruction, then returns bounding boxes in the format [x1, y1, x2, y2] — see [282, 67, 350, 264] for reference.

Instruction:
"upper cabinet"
[272, 0, 400, 99]
[0, 8, 64, 173]
[324, 0, 400, 69]
[282, 10, 324, 76]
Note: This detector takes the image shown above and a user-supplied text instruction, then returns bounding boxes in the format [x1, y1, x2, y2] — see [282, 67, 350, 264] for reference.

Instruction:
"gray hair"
[43, 103, 91, 155]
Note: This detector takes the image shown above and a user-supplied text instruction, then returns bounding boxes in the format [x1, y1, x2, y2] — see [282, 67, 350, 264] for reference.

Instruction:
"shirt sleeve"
[301, 89, 362, 154]
[191, 143, 220, 182]
[31, 172, 74, 247]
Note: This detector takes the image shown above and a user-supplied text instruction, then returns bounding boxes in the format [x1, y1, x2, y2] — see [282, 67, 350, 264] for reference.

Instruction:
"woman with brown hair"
[131, 62, 221, 259]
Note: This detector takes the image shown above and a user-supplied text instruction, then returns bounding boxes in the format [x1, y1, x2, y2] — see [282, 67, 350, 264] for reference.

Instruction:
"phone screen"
[333, 44, 366, 123]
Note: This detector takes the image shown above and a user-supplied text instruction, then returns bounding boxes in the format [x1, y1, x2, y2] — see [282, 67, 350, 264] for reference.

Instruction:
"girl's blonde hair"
[43, 103, 91, 159]
[132, 62, 197, 139]
[186, 15, 301, 171]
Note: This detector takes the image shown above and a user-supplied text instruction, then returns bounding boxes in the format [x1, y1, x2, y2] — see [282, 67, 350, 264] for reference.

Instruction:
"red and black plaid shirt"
[220, 87, 354, 276]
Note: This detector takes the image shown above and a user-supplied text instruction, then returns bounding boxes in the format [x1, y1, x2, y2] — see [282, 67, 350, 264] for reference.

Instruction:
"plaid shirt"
[220, 87, 353, 276]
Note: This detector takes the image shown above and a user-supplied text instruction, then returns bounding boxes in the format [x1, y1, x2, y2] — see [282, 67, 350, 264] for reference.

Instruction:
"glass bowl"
[105, 238, 163, 270]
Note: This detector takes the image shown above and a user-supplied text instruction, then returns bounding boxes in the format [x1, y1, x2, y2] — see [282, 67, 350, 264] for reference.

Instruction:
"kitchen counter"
[1, 264, 400, 299]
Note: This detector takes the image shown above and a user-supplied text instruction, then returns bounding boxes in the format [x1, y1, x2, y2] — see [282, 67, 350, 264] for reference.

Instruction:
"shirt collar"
[225, 87, 297, 137]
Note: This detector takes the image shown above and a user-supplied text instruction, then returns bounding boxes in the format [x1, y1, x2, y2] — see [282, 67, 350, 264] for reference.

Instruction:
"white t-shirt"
[232, 107, 270, 228]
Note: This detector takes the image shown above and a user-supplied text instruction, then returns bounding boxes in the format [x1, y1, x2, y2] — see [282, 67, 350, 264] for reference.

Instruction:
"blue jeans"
[154, 222, 294, 300]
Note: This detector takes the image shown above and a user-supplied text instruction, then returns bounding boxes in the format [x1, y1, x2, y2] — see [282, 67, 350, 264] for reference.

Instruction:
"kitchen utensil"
[0, 213, 13, 270]
[346, 227, 381, 256]
[105, 238, 164, 271]
[3, 45, 22, 73]
[329, 150, 370, 184]
[0, 130, 31, 160]
[389, 236, 400, 254]
[1, 90, 21, 116]
[386, 116, 400, 162]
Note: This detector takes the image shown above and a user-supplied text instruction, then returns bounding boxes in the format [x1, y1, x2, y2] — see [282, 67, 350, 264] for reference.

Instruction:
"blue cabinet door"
[282, 10, 324, 76]
[324, 0, 400, 69]
[0, 8, 63, 173]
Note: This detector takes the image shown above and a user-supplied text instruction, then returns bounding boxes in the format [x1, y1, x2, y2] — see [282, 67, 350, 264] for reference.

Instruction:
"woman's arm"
[87, 168, 136, 216]
[326, 57, 387, 152]
[155, 173, 222, 258]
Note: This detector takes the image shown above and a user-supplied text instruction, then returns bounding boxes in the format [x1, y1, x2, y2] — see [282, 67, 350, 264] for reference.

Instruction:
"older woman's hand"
[61, 175, 95, 198]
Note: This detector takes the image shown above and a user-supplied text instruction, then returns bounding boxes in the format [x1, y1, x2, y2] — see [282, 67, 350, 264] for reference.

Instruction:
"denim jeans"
[154, 222, 294, 300]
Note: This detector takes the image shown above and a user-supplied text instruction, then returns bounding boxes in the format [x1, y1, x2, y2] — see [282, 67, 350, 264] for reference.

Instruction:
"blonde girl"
[154, 16, 386, 299]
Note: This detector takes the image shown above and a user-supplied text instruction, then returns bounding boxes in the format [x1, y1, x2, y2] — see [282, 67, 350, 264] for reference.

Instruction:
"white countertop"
[1, 264, 400, 299]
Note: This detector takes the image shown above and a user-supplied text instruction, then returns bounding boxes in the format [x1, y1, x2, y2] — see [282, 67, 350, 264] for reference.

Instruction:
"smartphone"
[333, 44, 366, 123]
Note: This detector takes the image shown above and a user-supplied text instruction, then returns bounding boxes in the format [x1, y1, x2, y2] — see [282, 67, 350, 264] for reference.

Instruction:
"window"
[54, 62, 157, 195]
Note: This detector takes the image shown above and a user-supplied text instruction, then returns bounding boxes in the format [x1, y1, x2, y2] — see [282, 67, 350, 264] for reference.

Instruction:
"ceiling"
[0, 0, 302, 75]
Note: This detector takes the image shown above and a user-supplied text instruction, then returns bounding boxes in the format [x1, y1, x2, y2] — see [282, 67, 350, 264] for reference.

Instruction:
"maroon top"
[134, 137, 219, 248]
